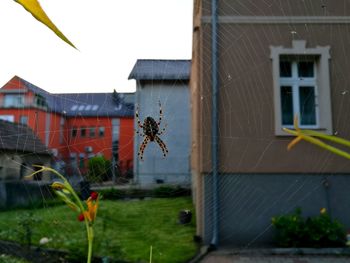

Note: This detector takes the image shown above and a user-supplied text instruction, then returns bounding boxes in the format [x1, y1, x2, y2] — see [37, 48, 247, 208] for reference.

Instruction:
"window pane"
[4, 95, 24, 107]
[299, 86, 316, 125]
[89, 127, 95, 137]
[99, 127, 105, 137]
[280, 86, 293, 125]
[81, 127, 86, 137]
[298, 62, 314, 78]
[20, 116, 28, 125]
[279, 61, 292, 77]
[72, 127, 77, 137]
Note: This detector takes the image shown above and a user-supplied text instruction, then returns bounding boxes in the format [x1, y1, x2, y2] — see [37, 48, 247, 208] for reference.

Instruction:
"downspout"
[133, 80, 140, 184]
[210, 0, 219, 250]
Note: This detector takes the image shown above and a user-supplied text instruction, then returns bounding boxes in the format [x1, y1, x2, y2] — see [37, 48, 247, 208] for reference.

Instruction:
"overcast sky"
[0, 0, 193, 93]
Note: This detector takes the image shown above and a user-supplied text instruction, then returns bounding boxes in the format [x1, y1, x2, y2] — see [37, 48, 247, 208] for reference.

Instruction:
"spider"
[135, 101, 168, 160]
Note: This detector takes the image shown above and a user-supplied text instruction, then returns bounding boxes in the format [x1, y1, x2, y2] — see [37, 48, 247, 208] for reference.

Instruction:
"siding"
[198, 23, 350, 173]
[134, 81, 191, 185]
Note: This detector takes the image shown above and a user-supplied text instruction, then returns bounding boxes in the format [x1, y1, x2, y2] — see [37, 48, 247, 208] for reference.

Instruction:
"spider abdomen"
[143, 117, 159, 140]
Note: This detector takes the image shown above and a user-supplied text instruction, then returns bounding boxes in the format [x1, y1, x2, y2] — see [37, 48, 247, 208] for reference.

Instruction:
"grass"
[0, 197, 197, 263]
[0, 255, 29, 263]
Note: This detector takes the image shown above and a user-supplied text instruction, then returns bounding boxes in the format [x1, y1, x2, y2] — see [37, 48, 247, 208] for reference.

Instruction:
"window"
[89, 127, 96, 137]
[59, 117, 64, 144]
[81, 126, 87, 137]
[19, 115, 28, 125]
[270, 40, 332, 135]
[34, 94, 47, 108]
[3, 95, 24, 107]
[99, 126, 105, 137]
[71, 126, 77, 137]
[279, 58, 317, 127]
[0, 115, 14, 122]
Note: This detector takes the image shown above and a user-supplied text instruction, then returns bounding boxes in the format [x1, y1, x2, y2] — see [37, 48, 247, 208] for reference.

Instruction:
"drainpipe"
[133, 80, 141, 185]
[210, 0, 219, 250]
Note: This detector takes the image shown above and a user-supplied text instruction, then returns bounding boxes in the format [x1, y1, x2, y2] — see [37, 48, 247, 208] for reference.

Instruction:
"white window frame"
[279, 59, 319, 129]
[270, 40, 332, 136]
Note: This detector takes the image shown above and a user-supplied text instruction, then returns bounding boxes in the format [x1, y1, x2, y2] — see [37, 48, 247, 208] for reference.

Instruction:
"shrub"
[305, 212, 346, 247]
[98, 188, 123, 199]
[87, 156, 108, 183]
[152, 185, 191, 197]
[272, 208, 346, 247]
[96, 186, 191, 200]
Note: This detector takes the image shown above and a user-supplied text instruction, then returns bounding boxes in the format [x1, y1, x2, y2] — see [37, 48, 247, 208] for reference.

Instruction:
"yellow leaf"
[14, 0, 77, 49]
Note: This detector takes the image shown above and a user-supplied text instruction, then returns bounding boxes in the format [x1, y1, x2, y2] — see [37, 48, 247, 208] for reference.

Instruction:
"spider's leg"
[157, 123, 167, 136]
[138, 136, 150, 160]
[135, 105, 143, 128]
[154, 135, 168, 157]
[135, 130, 144, 137]
[157, 100, 163, 126]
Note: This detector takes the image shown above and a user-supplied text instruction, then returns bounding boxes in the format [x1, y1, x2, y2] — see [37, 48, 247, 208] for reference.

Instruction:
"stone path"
[200, 254, 350, 263]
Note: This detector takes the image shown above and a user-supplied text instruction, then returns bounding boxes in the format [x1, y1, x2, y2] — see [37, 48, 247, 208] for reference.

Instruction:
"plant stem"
[87, 226, 94, 263]
[150, 245, 153, 263]
[283, 128, 350, 160]
[33, 166, 95, 263]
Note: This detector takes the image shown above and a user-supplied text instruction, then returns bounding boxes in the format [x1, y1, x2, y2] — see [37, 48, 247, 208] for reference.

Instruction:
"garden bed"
[0, 197, 197, 263]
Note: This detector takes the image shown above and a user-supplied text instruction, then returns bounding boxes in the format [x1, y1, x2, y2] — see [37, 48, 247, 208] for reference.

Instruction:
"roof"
[0, 120, 49, 155]
[128, 59, 191, 80]
[2, 76, 134, 117]
[53, 92, 134, 117]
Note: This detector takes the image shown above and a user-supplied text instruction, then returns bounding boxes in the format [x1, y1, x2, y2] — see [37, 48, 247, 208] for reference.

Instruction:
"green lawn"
[0, 197, 197, 263]
[0, 255, 29, 263]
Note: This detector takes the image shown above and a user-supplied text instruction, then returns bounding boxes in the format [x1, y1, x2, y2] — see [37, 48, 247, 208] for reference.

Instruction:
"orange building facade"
[0, 76, 134, 177]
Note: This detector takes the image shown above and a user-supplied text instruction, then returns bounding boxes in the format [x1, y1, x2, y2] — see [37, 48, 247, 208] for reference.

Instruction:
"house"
[191, 0, 350, 247]
[0, 119, 53, 208]
[0, 76, 134, 178]
[129, 59, 191, 186]
[0, 119, 51, 180]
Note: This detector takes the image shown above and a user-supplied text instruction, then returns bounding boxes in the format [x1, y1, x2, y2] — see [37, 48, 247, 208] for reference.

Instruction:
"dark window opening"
[33, 164, 43, 181]
[280, 61, 292, 77]
[299, 86, 316, 125]
[81, 127, 86, 137]
[89, 127, 96, 137]
[71, 127, 77, 137]
[298, 61, 314, 78]
[280, 86, 293, 125]
[99, 127, 105, 137]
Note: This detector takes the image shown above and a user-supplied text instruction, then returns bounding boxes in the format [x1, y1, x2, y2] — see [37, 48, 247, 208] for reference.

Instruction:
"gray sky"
[0, 0, 193, 93]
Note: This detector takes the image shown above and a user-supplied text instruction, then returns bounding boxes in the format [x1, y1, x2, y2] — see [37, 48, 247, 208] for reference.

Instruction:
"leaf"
[14, 0, 77, 49]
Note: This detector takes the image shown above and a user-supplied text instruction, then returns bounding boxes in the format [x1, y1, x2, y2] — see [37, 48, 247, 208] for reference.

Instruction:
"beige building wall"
[191, 0, 350, 245]
[194, 5, 350, 174]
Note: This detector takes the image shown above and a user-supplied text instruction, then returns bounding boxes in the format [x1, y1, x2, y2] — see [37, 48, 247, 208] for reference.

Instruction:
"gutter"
[210, 0, 219, 250]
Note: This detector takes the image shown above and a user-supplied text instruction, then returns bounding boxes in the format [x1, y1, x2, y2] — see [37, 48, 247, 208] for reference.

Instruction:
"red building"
[0, 76, 134, 177]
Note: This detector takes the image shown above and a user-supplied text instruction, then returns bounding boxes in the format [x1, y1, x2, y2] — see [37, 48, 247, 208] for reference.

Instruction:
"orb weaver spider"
[135, 101, 168, 160]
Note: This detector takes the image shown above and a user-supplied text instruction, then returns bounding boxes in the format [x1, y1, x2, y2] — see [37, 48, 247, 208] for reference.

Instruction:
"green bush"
[96, 186, 191, 200]
[87, 156, 108, 183]
[272, 207, 346, 247]
[98, 188, 123, 199]
[152, 185, 191, 197]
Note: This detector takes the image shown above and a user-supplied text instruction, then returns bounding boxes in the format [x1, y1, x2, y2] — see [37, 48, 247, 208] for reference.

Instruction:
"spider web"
[198, 0, 350, 251]
[0, 0, 350, 262]
[0, 1, 194, 262]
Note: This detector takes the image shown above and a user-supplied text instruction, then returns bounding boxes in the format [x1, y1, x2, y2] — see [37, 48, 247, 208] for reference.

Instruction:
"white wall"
[134, 81, 191, 186]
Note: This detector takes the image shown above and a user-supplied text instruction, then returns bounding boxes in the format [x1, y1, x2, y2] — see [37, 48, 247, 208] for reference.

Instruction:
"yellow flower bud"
[51, 182, 66, 190]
